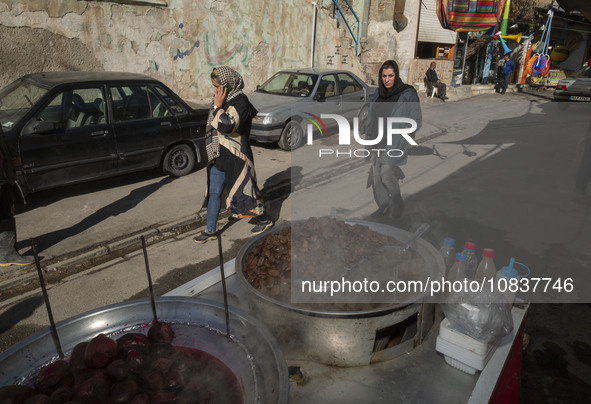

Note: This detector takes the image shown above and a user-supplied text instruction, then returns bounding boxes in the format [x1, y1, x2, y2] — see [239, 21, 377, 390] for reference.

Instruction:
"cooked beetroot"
[74, 375, 110, 404]
[48, 385, 73, 404]
[143, 357, 181, 392]
[150, 357, 173, 374]
[116, 333, 149, 353]
[139, 366, 164, 392]
[148, 390, 177, 403]
[1, 322, 244, 403]
[84, 334, 118, 369]
[129, 393, 149, 404]
[68, 343, 88, 374]
[147, 322, 174, 344]
[149, 342, 175, 359]
[108, 379, 138, 404]
[0, 385, 36, 403]
[34, 360, 74, 395]
[23, 394, 50, 404]
[106, 359, 128, 382]
[163, 365, 182, 391]
[123, 345, 150, 373]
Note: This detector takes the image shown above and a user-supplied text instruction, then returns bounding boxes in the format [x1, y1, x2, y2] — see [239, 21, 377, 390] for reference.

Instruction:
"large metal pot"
[235, 219, 445, 367]
[0, 297, 289, 404]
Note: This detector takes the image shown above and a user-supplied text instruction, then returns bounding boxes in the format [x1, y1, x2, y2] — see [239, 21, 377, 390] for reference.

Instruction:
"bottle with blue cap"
[495, 257, 530, 305]
[439, 237, 456, 271]
[447, 252, 467, 283]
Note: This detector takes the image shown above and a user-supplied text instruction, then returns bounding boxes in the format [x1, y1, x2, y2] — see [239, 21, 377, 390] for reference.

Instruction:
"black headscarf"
[377, 60, 414, 102]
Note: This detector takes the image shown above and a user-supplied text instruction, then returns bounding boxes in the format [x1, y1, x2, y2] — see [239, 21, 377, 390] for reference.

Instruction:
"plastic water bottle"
[496, 258, 518, 305]
[439, 237, 456, 271]
[462, 242, 478, 280]
[474, 248, 497, 284]
[447, 253, 467, 283]
[495, 257, 530, 305]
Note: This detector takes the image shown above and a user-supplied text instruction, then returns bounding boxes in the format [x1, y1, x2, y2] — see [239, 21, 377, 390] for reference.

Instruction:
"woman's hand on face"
[213, 84, 227, 108]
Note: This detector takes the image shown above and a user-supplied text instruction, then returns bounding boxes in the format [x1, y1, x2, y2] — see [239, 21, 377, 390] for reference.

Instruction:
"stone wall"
[0, 0, 416, 101]
[359, 0, 420, 85]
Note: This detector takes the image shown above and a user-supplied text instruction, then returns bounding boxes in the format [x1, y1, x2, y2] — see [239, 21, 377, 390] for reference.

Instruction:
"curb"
[0, 212, 209, 302]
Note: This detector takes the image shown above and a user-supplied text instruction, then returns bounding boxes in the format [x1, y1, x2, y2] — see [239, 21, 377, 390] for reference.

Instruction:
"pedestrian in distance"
[194, 66, 273, 244]
[365, 60, 422, 220]
[425, 61, 448, 101]
[499, 54, 515, 95]
[0, 126, 34, 267]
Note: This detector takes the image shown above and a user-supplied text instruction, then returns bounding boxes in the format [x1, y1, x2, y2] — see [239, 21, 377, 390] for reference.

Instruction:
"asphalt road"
[0, 91, 590, 402]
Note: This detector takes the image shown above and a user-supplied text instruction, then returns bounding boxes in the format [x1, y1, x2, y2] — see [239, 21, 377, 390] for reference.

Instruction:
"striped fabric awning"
[437, 0, 508, 32]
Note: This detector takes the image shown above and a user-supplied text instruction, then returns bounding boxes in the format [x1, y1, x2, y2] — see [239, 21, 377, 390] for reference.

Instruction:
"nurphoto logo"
[305, 113, 418, 158]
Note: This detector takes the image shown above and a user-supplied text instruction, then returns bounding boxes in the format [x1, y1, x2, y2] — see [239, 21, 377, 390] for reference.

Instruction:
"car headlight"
[252, 115, 274, 125]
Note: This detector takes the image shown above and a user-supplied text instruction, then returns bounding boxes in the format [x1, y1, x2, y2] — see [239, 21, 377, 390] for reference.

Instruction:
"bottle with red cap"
[474, 248, 497, 285]
[461, 242, 478, 280]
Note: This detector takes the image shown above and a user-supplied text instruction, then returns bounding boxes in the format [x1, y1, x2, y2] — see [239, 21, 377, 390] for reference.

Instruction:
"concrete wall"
[0, 0, 376, 102]
[360, 0, 420, 86]
[0, 1, 421, 101]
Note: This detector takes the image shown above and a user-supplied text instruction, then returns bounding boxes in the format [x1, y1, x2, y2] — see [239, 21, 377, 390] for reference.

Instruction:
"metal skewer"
[30, 238, 64, 359]
[215, 216, 239, 341]
[141, 236, 158, 323]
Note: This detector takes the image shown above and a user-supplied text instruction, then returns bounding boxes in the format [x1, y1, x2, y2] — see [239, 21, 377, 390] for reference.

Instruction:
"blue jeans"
[206, 166, 226, 233]
[499, 73, 511, 92]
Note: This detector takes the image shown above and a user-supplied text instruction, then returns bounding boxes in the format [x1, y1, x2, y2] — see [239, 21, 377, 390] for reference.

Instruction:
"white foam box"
[435, 318, 498, 374]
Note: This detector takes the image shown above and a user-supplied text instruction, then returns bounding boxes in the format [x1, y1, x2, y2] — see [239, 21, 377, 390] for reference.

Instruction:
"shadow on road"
[0, 295, 43, 335]
[20, 176, 174, 254]
[260, 166, 304, 222]
[16, 168, 173, 214]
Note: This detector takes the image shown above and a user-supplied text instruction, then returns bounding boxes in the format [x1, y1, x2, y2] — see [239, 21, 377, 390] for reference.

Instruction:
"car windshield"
[0, 79, 49, 130]
[256, 72, 318, 97]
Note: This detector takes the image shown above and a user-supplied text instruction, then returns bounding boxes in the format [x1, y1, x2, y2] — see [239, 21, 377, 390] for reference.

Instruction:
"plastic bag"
[441, 290, 513, 343]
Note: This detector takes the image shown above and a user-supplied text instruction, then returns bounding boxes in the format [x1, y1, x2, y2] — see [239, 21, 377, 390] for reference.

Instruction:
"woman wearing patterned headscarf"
[366, 60, 422, 220]
[194, 66, 273, 243]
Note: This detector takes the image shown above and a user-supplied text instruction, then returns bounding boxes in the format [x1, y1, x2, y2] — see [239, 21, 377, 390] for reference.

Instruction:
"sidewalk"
[0, 83, 557, 301]
[416, 82, 555, 103]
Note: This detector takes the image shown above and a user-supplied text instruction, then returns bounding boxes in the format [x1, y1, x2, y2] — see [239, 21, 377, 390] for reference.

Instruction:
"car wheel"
[278, 121, 304, 151]
[163, 144, 195, 177]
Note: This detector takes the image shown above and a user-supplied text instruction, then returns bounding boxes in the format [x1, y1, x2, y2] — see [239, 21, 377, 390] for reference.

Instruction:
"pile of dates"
[0, 321, 242, 404]
[242, 217, 401, 304]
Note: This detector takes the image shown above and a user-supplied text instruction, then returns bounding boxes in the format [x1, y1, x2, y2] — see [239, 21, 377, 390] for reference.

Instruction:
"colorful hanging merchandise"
[437, 0, 508, 32]
[527, 9, 553, 78]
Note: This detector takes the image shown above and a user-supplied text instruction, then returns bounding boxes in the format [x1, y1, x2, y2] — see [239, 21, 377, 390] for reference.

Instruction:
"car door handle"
[91, 130, 108, 137]
[160, 121, 172, 127]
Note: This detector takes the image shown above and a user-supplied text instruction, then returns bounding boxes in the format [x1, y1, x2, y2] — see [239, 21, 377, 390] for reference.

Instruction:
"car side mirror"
[314, 93, 325, 101]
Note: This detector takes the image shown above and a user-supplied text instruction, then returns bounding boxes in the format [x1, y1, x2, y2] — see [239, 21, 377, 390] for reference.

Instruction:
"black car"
[0, 72, 208, 196]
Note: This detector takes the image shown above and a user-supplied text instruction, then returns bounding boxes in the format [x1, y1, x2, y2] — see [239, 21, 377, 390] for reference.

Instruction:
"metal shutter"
[418, 0, 458, 44]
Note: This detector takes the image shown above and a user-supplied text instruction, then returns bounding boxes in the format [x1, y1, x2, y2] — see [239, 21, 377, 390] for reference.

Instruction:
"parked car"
[0, 72, 208, 196]
[248, 68, 377, 150]
[554, 65, 591, 102]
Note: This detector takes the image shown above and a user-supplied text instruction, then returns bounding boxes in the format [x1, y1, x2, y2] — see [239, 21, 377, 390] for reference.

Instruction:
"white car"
[248, 68, 377, 150]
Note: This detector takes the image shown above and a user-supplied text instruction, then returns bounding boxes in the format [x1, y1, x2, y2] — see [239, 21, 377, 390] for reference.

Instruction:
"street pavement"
[0, 85, 589, 402]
